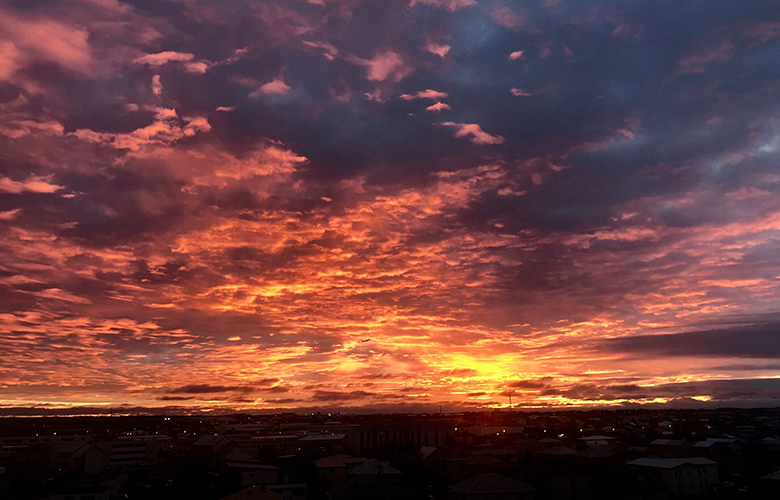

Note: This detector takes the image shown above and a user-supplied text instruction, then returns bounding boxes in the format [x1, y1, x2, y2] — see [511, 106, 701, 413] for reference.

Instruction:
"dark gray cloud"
[170, 384, 254, 394]
[602, 322, 780, 359]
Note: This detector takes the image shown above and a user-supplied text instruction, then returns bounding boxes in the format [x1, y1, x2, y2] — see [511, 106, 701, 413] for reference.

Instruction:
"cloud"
[425, 41, 451, 58]
[441, 122, 505, 145]
[743, 21, 780, 46]
[358, 51, 412, 82]
[508, 378, 552, 389]
[0, 175, 63, 194]
[409, 0, 478, 11]
[400, 89, 448, 100]
[0, 209, 22, 220]
[134, 51, 195, 67]
[0, 118, 64, 139]
[170, 384, 254, 394]
[508, 50, 524, 60]
[536, 40, 553, 58]
[2, 0, 780, 413]
[510, 88, 531, 97]
[426, 102, 451, 113]
[302, 40, 339, 60]
[70, 107, 211, 150]
[601, 322, 780, 359]
[490, 6, 527, 31]
[677, 41, 735, 74]
[0, 12, 93, 75]
[249, 76, 291, 97]
[151, 75, 162, 96]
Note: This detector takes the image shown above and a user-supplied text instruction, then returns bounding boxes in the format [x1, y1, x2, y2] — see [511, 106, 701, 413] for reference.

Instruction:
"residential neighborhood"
[2, 407, 780, 499]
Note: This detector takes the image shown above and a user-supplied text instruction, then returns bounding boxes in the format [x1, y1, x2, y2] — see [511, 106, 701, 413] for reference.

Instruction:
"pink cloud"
[441, 122, 505, 145]
[400, 89, 448, 100]
[510, 88, 531, 97]
[184, 61, 211, 74]
[134, 51, 195, 67]
[677, 41, 735, 74]
[490, 6, 527, 30]
[70, 107, 211, 150]
[0, 117, 64, 138]
[508, 50, 525, 61]
[425, 41, 451, 58]
[426, 102, 452, 113]
[0, 13, 93, 76]
[249, 76, 291, 97]
[361, 51, 412, 82]
[409, 0, 477, 11]
[537, 40, 553, 58]
[0, 41, 21, 79]
[743, 21, 780, 46]
[0, 208, 21, 220]
[151, 75, 162, 96]
[0, 174, 62, 194]
[302, 40, 339, 60]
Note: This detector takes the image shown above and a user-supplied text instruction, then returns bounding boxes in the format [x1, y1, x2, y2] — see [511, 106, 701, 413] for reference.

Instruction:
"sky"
[2, 0, 780, 414]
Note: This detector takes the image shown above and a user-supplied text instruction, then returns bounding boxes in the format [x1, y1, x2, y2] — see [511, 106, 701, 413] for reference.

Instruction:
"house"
[650, 439, 691, 458]
[628, 457, 718, 496]
[539, 445, 577, 460]
[450, 473, 534, 500]
[193, 435, 237, 467]
[266, 482, 307, 500]
[586, 468, 670, 500]
[578, 435, 616, 447]
[220, 485, 284, 500]
[419, 446, 444, 469]
[299, 434, 350, 454]
[328, 459, 412, 500]
[313, 454, 369, 487]
[692, 438, 740, 454]
[49, 486, 113, 500]
[222, 449, 279, 487]
[55, 441, 94, 472]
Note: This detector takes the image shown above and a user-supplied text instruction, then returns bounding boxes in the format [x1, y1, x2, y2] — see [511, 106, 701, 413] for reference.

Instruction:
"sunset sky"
[2, 0, 780, 413]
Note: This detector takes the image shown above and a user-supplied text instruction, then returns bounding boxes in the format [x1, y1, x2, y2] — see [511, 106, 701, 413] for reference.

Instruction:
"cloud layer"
[1, 0, 780, 412]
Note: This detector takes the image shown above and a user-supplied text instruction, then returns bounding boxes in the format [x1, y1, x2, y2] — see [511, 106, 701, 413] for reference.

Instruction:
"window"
[674, 470, 682, 478]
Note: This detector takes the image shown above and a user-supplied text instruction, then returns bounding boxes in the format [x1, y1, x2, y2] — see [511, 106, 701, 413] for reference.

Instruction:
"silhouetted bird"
[361, 339, 371, 342]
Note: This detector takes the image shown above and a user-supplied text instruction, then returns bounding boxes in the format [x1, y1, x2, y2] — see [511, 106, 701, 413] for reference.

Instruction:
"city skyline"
[2, 0, 780, 413]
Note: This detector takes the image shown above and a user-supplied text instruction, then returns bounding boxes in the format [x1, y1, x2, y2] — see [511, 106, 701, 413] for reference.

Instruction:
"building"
[220, 485, 284, 500]
[450, 473, 534, 500]
[628, 457, 718, 496]
[328, 459, 412, 500]
[193, 435, 237, 467]
[313, 454, 368, 487]
[234, 435, 300, 457]
[351, 420, 451, 454]
[298, 434, 349, 455]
